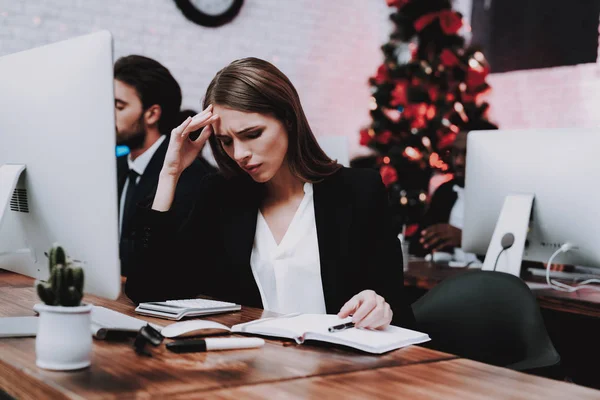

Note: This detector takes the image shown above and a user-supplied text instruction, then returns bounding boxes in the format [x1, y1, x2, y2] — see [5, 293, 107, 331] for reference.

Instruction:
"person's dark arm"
[409, 182, 454, 257]
[124, 174, 221, 304]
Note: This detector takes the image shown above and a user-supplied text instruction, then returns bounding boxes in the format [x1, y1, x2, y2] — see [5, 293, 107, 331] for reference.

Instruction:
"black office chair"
[412, 270, 560, 372]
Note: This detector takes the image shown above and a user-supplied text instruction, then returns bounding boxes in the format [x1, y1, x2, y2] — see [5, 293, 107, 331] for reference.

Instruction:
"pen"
[328, 322, 355, 332]
[166, 337, 265, 353]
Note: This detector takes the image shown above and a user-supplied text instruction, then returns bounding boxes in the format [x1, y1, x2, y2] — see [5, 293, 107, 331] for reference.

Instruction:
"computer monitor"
[462, 128, 600, 271]
[0, 31, 120, 299]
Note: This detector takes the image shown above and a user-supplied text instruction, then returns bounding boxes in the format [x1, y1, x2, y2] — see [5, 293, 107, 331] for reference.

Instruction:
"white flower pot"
[33, 303, 93, 371]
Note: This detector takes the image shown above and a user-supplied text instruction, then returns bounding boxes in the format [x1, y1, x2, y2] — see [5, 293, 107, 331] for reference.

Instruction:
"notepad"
[231, 314, 430, 354]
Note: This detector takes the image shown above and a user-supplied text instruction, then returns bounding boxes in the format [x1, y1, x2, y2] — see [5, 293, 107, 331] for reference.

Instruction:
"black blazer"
[125, 167, 415, 328]
[409, 179, 458, 257]
[117, 137, 210, 276]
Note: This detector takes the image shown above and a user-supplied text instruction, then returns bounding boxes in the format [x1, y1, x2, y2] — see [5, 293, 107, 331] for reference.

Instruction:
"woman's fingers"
[373, 304, 393, 330]
[359, 298, 391, 329]
[338, 290, 392, 330]
[171, 116, 193, 140]
[355, 295, 384, 328]
[338, 296, 360, 318]
[338, 290, 377, 323]
[190, 123, 214, 150]
[181, 113, 218, 140]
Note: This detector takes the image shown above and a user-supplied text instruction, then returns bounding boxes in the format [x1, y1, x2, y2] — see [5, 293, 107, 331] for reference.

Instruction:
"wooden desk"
[0, 270, 597, 399]
[199, 359, 600, 400]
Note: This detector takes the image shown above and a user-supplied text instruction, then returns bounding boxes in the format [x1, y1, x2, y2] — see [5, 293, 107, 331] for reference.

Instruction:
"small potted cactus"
[34, 243, 92, 371]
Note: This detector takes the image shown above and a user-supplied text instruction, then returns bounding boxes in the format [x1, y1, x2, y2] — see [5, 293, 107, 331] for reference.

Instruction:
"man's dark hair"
[114, 55, 182, 135]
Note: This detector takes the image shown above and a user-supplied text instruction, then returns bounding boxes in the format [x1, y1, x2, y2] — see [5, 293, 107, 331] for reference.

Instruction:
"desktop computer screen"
[0, 31, 121, 299]
[462, 128, 600, 270]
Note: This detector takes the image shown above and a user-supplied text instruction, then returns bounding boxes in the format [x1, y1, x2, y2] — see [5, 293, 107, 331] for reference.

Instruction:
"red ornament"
[466, 65, 489, 88]
[428, 86, 439, 102]
[440, 49, 460, 67]
[437, 132, 457, 150]
[390, 80, 408, 107]
[375, 130, 393, 145]
[404, 103, 428, 119]
[373, 64, 389, 85]
[359, 128, 373, 146]
[411, 117, 427, 130]
[380, 165, 398, 188]
[426, 104, 437, 120]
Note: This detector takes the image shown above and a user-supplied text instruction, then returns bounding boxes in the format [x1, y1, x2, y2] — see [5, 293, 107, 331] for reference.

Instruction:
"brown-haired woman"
[125, 58, 415, 330]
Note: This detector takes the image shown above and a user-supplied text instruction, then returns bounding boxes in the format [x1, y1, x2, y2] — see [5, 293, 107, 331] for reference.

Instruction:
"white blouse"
[250, 182, 327, 315]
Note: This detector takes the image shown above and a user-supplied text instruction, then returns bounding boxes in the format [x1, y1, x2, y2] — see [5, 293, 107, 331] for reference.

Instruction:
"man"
[115, 55, 209, 276]
[410, 121, 496, 257]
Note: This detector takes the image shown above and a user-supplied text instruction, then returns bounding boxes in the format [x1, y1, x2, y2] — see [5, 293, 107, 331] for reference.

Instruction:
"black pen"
[328, 322, 355, 333]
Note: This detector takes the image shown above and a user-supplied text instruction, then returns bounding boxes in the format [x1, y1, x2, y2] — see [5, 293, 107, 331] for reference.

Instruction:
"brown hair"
[203, 57, 341, 182]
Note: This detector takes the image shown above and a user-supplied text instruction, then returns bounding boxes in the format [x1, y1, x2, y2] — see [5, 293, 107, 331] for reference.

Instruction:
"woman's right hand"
[161, 105, 219, 178]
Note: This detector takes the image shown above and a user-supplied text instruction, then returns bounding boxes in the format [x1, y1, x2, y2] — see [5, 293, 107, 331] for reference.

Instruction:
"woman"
[125, 58, 415, 330]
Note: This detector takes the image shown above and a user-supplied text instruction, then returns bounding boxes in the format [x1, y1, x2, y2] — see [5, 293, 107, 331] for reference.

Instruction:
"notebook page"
[307, 325, 430, 354]
[233, 314, 351, 339]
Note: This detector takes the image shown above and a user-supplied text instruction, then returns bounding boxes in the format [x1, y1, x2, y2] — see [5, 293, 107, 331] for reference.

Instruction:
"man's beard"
[116, 116, 146, 150]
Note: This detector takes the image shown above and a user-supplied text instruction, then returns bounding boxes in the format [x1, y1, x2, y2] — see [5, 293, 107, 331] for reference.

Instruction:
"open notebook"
[232, 314, 430, 354]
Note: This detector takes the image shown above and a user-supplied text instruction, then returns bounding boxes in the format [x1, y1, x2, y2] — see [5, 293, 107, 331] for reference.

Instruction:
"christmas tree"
[355, 0, 497, 232]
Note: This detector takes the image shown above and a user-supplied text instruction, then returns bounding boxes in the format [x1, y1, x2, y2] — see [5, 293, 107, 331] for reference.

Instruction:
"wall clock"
[174, 0, 244, 28]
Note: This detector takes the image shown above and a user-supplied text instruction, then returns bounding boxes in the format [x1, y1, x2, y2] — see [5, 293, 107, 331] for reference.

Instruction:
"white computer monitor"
[462, 128, 600, 271]
[0, 31, 120, 299]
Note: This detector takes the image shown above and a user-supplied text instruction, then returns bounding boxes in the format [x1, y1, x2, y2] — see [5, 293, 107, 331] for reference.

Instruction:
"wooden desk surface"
[1, 269, 598, 399]
[198, 359, 600, 400]
[404, 260, 600, 318]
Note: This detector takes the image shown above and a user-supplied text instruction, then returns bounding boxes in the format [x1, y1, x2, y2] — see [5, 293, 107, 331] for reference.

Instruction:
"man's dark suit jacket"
[409, 179, 459, 257]
[125, 167, 416, 328]
[117, 137, 210, 276]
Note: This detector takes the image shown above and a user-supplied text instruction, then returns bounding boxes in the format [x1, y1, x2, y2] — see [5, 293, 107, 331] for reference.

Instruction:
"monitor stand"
[482, 193, 534, 276]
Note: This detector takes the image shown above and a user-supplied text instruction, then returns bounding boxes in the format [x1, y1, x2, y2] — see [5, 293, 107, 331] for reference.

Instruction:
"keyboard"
[527, 268, 600, 282]
[135, 298, 241, 320]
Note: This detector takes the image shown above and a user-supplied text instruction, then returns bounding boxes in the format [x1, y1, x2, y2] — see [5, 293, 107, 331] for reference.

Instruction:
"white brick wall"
[487, 63, 600, 130]
[3, 0, 599, 158]
[0, 0, 392, 157]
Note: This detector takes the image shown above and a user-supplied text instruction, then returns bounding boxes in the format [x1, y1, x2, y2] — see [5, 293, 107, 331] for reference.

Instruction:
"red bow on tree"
[414, 10, 463, 35]
[386, 0, 411, 9]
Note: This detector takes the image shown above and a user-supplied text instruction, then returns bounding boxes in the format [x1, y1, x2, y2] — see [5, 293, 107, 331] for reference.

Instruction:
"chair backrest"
[412, 270, 560, 370]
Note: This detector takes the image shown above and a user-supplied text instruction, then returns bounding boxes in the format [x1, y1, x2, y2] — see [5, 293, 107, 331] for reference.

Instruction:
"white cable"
[545, 243, 600, 292]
